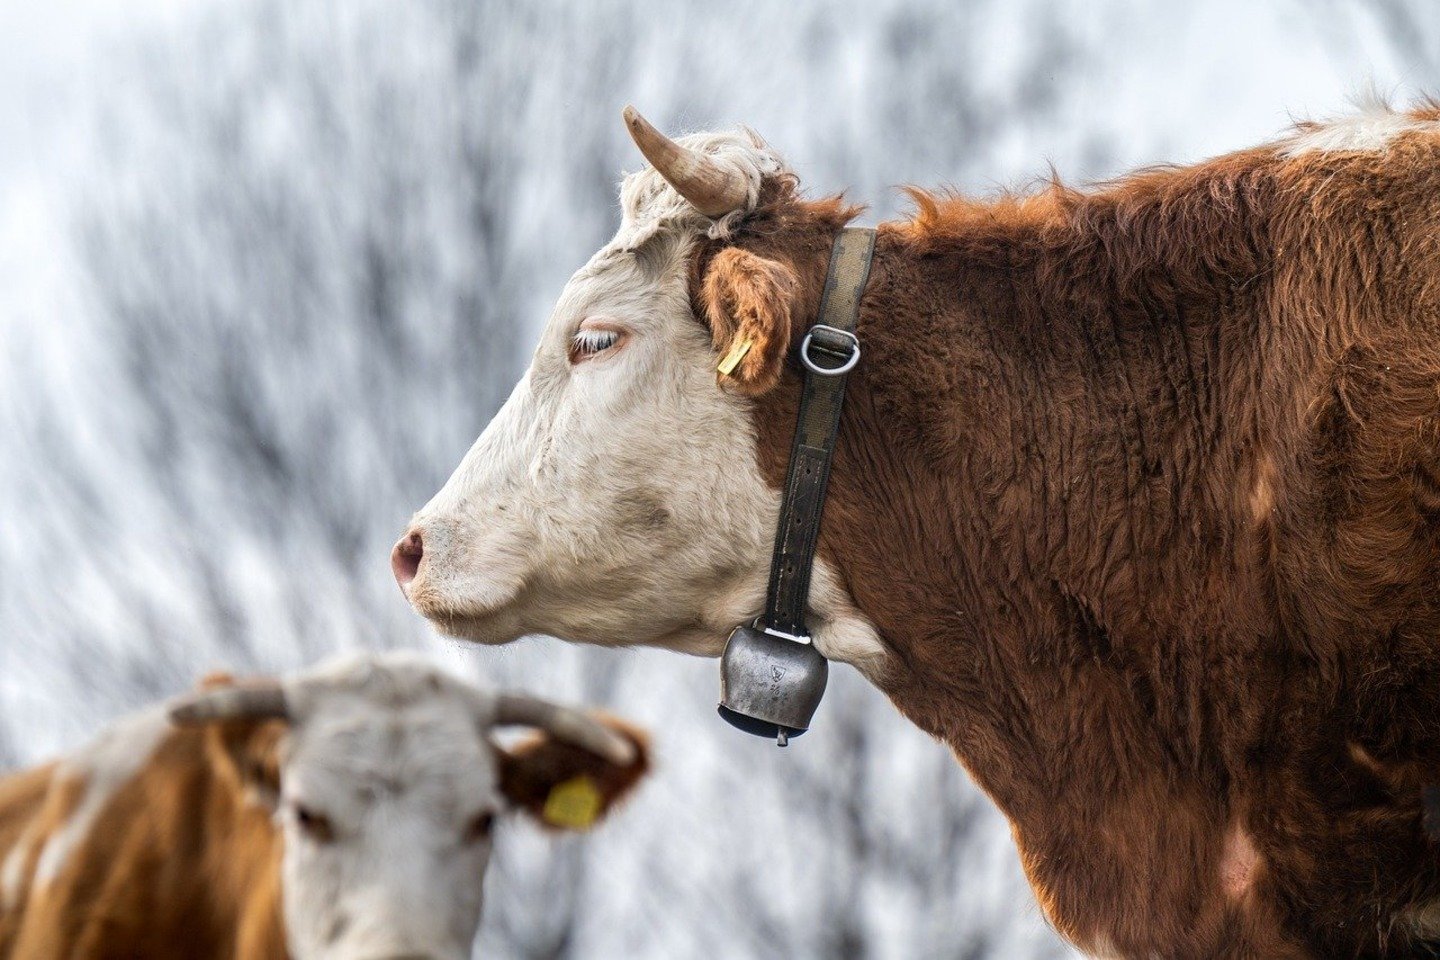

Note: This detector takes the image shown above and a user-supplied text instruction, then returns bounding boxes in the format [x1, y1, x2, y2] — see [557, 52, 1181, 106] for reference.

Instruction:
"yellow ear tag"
[716, 338, 754, 377]
[541, 775, 603, 830]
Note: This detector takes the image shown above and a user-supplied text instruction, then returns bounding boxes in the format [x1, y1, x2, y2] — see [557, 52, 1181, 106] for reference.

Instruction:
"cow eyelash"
[569, 327, 623, 363]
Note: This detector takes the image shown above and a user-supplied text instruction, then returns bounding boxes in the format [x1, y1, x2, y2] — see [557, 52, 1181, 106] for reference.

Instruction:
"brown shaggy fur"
[0, 724, 287, 960]
[694, 107, 1440, 958]
[702, 246, 801, 395]
[0, 682, 649, 959]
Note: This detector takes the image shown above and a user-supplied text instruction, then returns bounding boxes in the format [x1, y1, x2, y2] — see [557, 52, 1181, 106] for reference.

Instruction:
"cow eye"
[463, 811, 496, 844]
[568, 324, 625, 364]
[293, 804, 335, 843]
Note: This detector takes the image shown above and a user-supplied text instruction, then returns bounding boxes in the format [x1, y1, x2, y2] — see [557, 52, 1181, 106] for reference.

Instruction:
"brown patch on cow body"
[0, 727, 284, 959]
[697, 109, 1440, 958]
[0, 765, 57, 864]
[0, 764, 75, 950]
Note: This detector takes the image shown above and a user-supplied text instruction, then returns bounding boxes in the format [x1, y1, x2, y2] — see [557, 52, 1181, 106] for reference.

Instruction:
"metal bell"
[717, 624, 829, 745]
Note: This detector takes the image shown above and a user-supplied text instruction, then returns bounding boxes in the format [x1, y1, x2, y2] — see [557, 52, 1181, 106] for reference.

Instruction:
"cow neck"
[715, 226, 875, 745]
[760, 226, 875, 637]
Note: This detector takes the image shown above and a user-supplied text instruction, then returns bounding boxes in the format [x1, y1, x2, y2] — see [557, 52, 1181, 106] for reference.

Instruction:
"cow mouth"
[404, 577, 527, 646]
[413, 601, 525, 647]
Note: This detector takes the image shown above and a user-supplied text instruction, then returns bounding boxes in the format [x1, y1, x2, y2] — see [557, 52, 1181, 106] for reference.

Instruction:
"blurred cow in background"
[0, 652, 648, 960]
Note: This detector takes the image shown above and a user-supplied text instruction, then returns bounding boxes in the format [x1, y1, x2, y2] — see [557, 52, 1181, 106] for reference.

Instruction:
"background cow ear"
[496, 715, 650, 832]
[191, 674, 288, 810]
[700, 247, 798, 396]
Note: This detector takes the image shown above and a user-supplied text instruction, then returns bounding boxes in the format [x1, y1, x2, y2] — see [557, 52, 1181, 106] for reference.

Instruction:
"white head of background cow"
[393, 108, 884, 668]
[170, 652, 648, 960]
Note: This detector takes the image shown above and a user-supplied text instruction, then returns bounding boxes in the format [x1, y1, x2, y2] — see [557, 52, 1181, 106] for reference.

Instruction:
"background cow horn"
[622, 105, 749, 218]
[490, 693, 638, 766]
[168, 684, 290, 724]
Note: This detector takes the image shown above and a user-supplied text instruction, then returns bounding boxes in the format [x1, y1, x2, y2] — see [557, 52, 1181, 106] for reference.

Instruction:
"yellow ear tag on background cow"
[542, 775, 603, 830]
[716, 338, 753, 377]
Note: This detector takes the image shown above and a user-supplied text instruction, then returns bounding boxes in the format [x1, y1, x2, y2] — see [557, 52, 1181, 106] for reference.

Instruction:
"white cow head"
[394, 109, 883, 667]
[170, 652, 648, 960]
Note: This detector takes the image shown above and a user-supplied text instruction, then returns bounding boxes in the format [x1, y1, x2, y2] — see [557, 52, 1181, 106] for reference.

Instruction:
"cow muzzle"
[391, 528, 424, 593]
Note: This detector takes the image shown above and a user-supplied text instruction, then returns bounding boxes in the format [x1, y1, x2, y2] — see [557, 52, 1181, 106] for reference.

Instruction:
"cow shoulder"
[2, 705, 283, 959]
[0, 762, 68, 953]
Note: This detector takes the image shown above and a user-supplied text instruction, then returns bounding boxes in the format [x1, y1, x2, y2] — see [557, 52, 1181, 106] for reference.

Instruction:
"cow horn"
[168, 684, 290, 724]
[490, 693, 637, 766]
[622, 105, 749, 218]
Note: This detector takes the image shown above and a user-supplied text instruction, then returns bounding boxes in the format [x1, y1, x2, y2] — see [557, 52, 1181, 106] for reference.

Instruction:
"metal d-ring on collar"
[800, 325, 861, 376]
[716, 226, 877, 745]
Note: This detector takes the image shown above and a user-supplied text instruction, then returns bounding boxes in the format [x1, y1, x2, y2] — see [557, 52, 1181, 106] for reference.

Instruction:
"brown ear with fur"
[701, 246, 799, 396]
[192, 672, 288, 809]
[496, 715, 650, 832]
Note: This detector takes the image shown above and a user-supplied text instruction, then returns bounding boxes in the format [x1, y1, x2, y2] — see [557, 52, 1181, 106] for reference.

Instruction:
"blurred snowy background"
[2, 1, 1439, 957]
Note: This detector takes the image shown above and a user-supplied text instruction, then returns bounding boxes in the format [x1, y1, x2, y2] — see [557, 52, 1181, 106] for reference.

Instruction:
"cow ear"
[192, 674, 288, 810]
[700, 247, 799, 396]
[496, 716, 650, 832]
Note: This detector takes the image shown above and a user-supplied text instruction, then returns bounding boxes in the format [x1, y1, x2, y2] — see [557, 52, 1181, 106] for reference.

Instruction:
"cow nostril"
[391, 529, 424, 591]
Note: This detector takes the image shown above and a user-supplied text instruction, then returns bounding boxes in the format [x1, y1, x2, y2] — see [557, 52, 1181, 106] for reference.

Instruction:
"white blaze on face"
[275, 655, 503, 960]
[403, 131, 888, 669]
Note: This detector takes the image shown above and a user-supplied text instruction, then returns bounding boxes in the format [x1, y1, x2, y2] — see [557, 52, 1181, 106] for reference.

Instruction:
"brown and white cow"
[393, 101, 1440, 958]
[0, 653, 648, 960]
